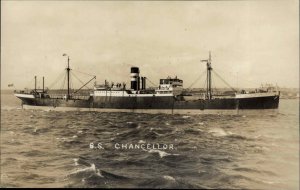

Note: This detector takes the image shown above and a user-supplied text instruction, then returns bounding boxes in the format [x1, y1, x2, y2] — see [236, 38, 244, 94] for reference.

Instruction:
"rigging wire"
[212, 70, 237, 92]
[187, 70, 206, 89]
[211, 73, 214, 94]
[214, 68, 260, 88]
[212, 74, 218, 94]
[70, 72, 73, 93]
[72, 69, 95, 77]
[71, 72, 91, 90]
[71, 72, 85, 88]
[48, 70, 66, 90]
[60, 72, 67, 92]
[72, 76, 96, 95]
[145, 77, 157, 87]
[202, 74, 207, 91]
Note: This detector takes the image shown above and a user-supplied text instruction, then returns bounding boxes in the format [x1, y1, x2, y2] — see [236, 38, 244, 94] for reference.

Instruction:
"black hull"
[17, 95, 279, 110]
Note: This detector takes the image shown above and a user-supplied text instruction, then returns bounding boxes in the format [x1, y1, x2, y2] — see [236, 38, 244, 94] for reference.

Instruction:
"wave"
[116, 127, 165, 140]
[1, 157, 18, 166]
[73, 158, 79, 166]
[149, 149, 170, 158]
[163, 175, 176, 181]
[208, 128, 229, 137]
[69, 163, 103, 180]
[125, 122, 139, 128]
[20, 149, 47, 157]
[227, 134, 250, 141]
[184, 128, 202, 135]
[137, 176, 201, 189]
[67, 166, 130, 187]
[148, 149, 179, 158]
[208, 128, 250, 140]
[233, 167, 277, 176]
[100, 170, 129, 180]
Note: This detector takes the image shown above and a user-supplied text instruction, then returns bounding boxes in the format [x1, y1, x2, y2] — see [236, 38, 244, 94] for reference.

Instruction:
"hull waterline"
[15, 94, 280, 114]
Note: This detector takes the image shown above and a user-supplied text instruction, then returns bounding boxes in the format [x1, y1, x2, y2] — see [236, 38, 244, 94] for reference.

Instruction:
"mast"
[201, 51, 213, 100]
[206, 65, 209, 99]
[42, 76, 44, 93]
[67, 56, 70, 99]
[63, 53, 71, 100]
[208, 52, 212, 99]
[34, 76, 37, 92]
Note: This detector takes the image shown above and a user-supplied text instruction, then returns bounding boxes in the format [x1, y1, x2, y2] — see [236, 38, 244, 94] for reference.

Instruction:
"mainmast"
[201, 52, 213, 100]
[67, 56, 70, 99]
[34, 76, 37, 92]
[63, 54, 71, 100]
[42, 76, 44, 93]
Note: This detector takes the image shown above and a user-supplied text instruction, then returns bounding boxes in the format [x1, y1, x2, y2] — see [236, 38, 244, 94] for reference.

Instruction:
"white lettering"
[141, 144, 146, 150]
[147, 144, 151, 149]
[163, 144, 168, 150]
[121, 144, 128, 149]
[113, 143, 175, 151]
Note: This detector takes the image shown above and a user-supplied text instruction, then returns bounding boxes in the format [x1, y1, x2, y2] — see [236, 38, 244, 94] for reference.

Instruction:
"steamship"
[14, 53, 280, 114]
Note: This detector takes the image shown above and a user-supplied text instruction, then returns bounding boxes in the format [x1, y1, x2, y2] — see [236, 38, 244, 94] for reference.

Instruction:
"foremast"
[63, 54, 71, 100]
[63, 53, 96, 100]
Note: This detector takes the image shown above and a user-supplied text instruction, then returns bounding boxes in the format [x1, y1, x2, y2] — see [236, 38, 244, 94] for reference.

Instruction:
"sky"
[1, 0, 299, 90]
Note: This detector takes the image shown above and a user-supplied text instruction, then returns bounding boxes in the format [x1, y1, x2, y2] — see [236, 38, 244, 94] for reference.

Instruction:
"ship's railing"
[49, 94, 90, 100]
[71, 95, 91, 100]
[14, 90, 36, 95]
[48, 94, 64, 99]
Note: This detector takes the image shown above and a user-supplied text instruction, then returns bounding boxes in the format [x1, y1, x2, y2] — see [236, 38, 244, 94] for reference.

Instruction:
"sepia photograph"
[1, 0, 299, 189]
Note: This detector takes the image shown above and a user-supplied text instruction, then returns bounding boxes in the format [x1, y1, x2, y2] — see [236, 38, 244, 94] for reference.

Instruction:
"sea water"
[0, 91, 299, 189]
